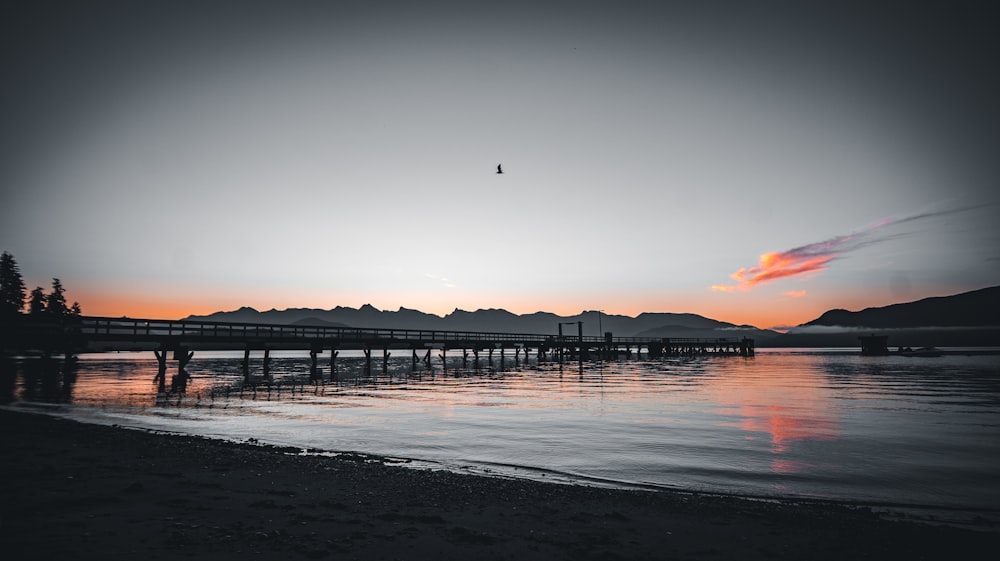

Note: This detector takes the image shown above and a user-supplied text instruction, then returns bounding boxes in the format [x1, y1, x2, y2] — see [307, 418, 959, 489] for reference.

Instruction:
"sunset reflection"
[708, 357, 840, 473]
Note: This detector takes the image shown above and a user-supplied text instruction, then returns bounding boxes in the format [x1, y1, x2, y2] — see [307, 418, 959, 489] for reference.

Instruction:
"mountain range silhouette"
[184, 286, 999, 348]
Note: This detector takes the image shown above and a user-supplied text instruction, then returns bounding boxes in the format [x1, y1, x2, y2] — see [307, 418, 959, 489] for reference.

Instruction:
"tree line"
[1, 251, 81, 322]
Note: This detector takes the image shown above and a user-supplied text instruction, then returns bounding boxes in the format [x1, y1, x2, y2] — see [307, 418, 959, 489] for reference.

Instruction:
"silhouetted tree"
[70, 302, 82, 316]
[28, 287, 46, 316]
[45, 278, 68, 318]
[0, 251, 26, 319]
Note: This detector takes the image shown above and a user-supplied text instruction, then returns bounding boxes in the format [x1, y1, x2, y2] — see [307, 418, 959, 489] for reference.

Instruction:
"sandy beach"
[1, 409, 995, 560]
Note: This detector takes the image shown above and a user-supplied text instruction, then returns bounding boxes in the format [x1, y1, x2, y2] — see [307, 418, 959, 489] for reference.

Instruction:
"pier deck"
[5, 315, 755, 366]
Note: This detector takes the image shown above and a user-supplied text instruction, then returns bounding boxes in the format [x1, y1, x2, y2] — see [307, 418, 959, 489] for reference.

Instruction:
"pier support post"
[423, 349, 431, 366]
[263, 349, 271, 378]
[439, 349, 447, 369]
[170, 347, 194, 394]
[558, 323, 564, 364]
[242, 348, 251, 377]
[309, 349, 320, 382]
[154, 349, 167, 371]
[363, 347, 372, 373]
[153, 350, 167, 391]
[382, 348, 390, 373]
[174, 347, 194, 370]
[329, 350, 339, 380]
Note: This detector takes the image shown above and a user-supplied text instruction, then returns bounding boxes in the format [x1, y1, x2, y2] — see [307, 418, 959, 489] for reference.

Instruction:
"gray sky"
[2, 0, 998, 327]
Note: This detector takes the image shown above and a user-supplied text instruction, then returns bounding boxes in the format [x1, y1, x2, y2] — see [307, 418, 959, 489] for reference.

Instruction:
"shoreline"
[2, 410, 997, 560]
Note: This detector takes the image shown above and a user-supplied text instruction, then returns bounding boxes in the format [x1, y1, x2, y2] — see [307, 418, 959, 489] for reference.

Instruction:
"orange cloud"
[712, 207, 973, 292]
[712, 248, 837, 292]
[784, 290, 807, 298]
[735, 252, 834, 286]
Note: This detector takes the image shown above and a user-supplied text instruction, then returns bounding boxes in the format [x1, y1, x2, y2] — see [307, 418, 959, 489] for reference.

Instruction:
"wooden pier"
[4, 316, 755, 377]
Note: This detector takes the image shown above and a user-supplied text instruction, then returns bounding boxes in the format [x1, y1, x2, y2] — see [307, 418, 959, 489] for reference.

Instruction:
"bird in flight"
[496, 164, 503, 174]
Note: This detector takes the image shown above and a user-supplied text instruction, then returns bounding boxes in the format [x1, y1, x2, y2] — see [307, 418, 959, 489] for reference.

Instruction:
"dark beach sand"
[1, 409, 996, 560]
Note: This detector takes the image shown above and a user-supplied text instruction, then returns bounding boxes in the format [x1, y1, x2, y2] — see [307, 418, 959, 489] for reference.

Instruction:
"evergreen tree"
[0, 251, 26, 318]
[70, 302, 82, 316]
[28, 287, 46, 316]
[46, 278, 68, 318]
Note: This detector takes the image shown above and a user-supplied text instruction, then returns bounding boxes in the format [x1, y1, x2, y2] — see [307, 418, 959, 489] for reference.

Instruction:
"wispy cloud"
[710, 231, 870, 292]
[784, 290, 807, 298]
[711, 207, 969, 292]
[424, 272, 457, 289]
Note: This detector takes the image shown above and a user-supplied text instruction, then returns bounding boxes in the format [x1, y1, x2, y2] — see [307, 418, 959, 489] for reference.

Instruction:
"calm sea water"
[4, 348, 1000, 524]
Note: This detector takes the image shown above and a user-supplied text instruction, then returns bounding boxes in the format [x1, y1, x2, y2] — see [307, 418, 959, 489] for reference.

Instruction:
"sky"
[2, 0, 999, 330]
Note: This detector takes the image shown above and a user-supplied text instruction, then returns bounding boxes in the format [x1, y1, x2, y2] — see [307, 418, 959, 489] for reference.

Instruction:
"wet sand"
[1, 409, 996, 560]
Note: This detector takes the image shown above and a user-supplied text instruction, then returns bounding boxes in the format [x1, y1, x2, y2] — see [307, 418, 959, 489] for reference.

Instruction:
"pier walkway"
[5, 315, 755, 374]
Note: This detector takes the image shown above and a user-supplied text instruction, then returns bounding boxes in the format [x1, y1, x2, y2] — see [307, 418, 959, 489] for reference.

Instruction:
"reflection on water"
[4, 348, 1000, 523]
[6, 356, 79, 404]
[706, 361, 839, 472]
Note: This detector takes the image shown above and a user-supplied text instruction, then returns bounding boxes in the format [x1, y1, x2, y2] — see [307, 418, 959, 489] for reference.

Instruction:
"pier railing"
[76, 316, 558, 346]
[5, 315, 754, 356]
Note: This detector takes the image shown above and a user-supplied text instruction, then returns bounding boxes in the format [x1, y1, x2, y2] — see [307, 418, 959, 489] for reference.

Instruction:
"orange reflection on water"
[737, 403, 839, 454]
[58, 355, 172, 407]
[707, 358, 840, 473]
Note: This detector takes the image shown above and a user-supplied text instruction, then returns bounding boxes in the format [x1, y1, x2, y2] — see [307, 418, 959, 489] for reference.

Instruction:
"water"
[4, 348, 1000, 524]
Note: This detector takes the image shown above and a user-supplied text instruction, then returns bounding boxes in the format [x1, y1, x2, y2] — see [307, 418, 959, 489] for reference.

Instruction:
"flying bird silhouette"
[496, 164, 503, 174]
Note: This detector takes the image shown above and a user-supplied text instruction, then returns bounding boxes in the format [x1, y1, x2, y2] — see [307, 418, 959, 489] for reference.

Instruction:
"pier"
[5, 316, 755, 378]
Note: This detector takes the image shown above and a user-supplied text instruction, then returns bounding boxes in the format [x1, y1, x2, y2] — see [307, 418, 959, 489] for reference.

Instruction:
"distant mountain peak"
[291, 316, 350, 328]
[804, 286, 1000, 329]
[772, 285, 1000, 347]
[183, 304, 762, 337]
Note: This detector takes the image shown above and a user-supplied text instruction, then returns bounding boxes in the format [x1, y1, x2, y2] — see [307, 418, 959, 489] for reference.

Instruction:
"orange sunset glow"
[4, 4, 1000, 560]
[44, 278, 965, 332]
[4, 0, 997, 334]
[59, 282, 853, 330]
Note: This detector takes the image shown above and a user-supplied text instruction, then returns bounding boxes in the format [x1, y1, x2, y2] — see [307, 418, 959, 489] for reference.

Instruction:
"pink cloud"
[711, 240, 844, 292]
[711, 216, 913, 292]
[712, 208, 972, 292]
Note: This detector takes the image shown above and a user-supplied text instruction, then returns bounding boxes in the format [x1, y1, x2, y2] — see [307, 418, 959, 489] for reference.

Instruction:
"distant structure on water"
[496, 164, 503, 174]
[859, 334, 890, 355]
